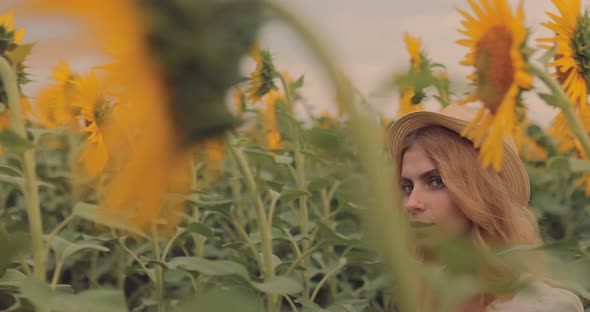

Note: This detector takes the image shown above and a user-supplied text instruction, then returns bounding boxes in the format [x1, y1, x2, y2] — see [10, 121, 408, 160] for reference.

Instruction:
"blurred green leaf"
[0, 269, 26, 291]
[0, 128, 32, 154]
[72, 202, 146, 237]
[0, 165, 22, 177]
[168, 257, 249, 279]
[20, 278, 127, 312]
[251, 276, 303, 294]
[172, 289, 262, 312]
[280, 188, 311, 203]
[48, 235, 109, 262]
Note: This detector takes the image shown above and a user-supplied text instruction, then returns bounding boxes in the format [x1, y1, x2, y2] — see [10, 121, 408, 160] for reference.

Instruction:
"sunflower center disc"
[475, 26, 515, 114]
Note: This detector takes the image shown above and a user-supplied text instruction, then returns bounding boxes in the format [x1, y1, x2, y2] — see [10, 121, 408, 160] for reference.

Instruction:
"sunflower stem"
[0, 57, 45, 282]
[150, 223, 166, 311]
[265, 2, 418, 311]
[529, 64, 590, 158]
[225, 132, 276, 311]
[277, 71, 311, 297]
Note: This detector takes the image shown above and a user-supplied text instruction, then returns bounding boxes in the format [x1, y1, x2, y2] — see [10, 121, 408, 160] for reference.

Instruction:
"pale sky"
[2, 0, 589, 126]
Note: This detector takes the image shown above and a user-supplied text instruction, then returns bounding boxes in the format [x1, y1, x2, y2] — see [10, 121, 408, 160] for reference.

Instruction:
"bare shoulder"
[486, 281, 584, 312]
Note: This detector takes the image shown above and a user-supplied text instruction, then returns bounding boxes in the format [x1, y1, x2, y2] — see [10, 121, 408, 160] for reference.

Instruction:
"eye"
[429, 176, 444, 187]
[401, 183, 413, 193]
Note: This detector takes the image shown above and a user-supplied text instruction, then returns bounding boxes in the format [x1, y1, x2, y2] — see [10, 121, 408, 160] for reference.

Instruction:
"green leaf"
[307, 177, 333, 192]
[0, 128, 33, 153]
[172, 289, 262, 312]
[168, 257, 249, 279]
[0, 269, 26, 291]
[538, 93, 563, 108]
[0, 232, 28, 271]
[48, 235, 109, 262]
[0, 164, 22, 177]
[20, 278, 53, 306]
[251, 276, 303, 294]
[293, 75, 304, 90]
[63, 289, 128, 312]
[546, 156, 590, 173]
[181, 222, 216, 238]
[20, 278, 127, 312]
[72, 202, 146, 237]
[185, 197, 233, 208]
[317, 222, 361, 246]
[243, 146, 274, 163]
[568, 158, 590, 173]
[538, 46, 556, 67]
[280, 188, 311, 203]
[547, 156, 570, 170]
[307, 128, 340, 151]
[295, 298, 325, 311]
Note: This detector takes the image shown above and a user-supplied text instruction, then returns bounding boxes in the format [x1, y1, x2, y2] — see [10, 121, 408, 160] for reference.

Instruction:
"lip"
[409, 221, 435, 228]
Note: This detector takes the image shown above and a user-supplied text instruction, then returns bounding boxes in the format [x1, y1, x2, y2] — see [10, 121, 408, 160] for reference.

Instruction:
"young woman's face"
[399, 145, 471, 249]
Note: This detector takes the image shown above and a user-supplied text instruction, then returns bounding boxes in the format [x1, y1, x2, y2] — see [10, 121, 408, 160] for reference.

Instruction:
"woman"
[386, 103, 583, 311]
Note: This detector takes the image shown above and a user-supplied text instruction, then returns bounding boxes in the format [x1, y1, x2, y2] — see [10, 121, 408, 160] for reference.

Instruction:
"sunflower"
[71, 72, 113, 177]
[456, 0, 533, 171]
[397, 33, 425, 118]
[34, 61, 79, 128]
[538, 0, 590, 195]
[0, 10, 24, 44]
[247, 41, 277, 103]
[539, 0, 589, 112]
[263, 90, 283, 150]
[24, 0, 189, 232]
[200, 136, 225, 182]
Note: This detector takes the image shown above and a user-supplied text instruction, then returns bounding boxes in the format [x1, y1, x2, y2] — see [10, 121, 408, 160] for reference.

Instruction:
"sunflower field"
[0, 0, 589, 311]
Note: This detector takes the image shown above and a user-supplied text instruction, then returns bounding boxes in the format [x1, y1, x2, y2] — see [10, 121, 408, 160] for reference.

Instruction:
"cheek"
[432, 192, 470, 234]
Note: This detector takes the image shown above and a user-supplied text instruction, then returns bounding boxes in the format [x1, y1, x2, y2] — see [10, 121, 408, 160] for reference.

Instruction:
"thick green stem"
[0, 57, 45, 281]
[265, 2, 418, 311]
[150, 224, 165, 312]
[529, 65, 590, 158]
[278, 71, 311, 297]
[225, 132, 276, 310]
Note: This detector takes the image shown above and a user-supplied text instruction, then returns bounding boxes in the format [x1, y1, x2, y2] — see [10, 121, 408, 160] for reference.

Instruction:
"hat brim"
[386, 109, 530, 206]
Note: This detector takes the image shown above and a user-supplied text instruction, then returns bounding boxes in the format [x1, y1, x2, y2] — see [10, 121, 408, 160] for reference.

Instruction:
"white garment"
[486, 281, 583, 312]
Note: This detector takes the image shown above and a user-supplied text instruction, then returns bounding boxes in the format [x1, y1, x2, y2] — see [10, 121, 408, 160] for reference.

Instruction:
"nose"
[404, 185, 426, 214]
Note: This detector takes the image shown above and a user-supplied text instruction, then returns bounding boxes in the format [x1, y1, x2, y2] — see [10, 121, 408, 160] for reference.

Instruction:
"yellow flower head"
[263, 90, 283, 150]
[398, 88, 424, 118]
[398, 33, 425, 117]
[247, 42, 277, 103]
[0, 10, 24, 44]
[539, 0, 588, 110]
[34, 61, 79, 128]
[456, 0, 533, 171]
[404, 32, 422, 70]
[24, 0, 190, 233]
[72, 72, 113, 177]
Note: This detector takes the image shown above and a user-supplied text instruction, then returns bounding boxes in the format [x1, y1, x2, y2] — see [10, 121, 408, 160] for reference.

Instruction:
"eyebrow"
[400, 169, 439, 182]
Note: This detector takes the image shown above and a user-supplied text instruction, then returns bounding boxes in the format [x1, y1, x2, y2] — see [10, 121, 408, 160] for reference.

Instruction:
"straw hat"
[386, 103, 530, 206]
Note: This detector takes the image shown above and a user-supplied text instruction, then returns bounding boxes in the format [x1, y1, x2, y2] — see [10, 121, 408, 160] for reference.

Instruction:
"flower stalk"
[265, 1, 418, 311]
[0, 56, 45, 280]
[225, 132, 276, 310]
[529, 64, 590, 158]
